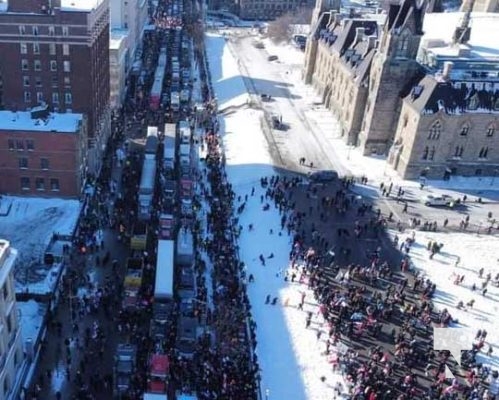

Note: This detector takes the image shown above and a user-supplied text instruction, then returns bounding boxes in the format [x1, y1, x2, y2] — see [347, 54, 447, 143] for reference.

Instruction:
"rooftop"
[61, 0, 104, 12]
[110, 29, 128, 50]
[0, 110, 83, 133]
[422, 12, 499, 60]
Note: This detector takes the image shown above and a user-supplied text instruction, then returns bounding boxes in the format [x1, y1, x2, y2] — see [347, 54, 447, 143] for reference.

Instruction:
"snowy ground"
[207, 32, 499, 399]
[208, 33, 346, 400]
[391, 229, 499, 370]
[0, 195, 81, 292]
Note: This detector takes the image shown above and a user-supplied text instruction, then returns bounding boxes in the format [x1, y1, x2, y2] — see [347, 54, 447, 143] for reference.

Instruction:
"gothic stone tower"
[358, 0, 426, 155]
[303, 0, 340, 84]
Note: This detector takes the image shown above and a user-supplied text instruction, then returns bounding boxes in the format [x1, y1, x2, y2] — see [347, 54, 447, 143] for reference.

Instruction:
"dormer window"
[468, 94, 479, 110]
[460, 124, 469, 136]
[428, 120, 441, 140]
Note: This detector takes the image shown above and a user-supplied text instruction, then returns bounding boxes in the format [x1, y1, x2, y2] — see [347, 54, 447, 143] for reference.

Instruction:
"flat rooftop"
[61, 0, 104, 12]
[422, 12, 499, 60]
[0, 110, 83, 133]
[110, 29, 128, 50]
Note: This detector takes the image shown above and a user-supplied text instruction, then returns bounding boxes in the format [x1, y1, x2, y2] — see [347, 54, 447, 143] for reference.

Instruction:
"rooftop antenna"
[453, 0, 475, 44]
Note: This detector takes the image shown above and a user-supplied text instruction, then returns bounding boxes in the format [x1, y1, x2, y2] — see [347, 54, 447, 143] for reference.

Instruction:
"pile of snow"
[262, 38, 305, 66]
[0, 196, 80, 291]
[205, 34, 249, 111]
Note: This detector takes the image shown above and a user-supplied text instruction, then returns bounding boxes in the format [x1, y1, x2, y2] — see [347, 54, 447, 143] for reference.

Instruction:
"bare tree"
[267, 6, 313, 43]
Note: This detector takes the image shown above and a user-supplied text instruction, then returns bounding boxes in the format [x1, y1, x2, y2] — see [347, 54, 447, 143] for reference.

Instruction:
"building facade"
[110, 31, 128, 110]
[0, 240, 24, 400]
[304, 0, 499, 179]
[110, 0, 149, 62]
[238, 0, 315, 20]
[0, 108, 87, 198]
[0, 0, 110, 174]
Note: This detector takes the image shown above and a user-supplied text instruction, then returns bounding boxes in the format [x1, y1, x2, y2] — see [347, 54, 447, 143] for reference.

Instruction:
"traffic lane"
[231, 37, 336, 172]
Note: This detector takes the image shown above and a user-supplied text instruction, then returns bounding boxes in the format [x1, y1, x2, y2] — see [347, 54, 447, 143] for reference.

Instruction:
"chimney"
[442, 61, 453, 80]
[354, 27, 365, 45]
[333, 12, 342, 27]
[327, 11, 336, 27]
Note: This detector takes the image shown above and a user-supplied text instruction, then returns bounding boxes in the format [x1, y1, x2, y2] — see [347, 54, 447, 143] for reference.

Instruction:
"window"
[428, 121, 441, 140]
[40, 158, 49, 169]
[49, 26, 55, 36]
[62, 26, 69, 36]
[34, 60, 41, 71]
[35, 76, 42, 87]
[62, 44, 70, 56]
[479, 147, 489, 159]
[8, 139, 14, 150]
[49, 43, 56, 55]
[36, 92, 43, 103]
[52, 76, 58, 88]
[50, 178, 60, 191]
[20, 177, 30, 190]
[454, 146, 464, 158]
[24, 91, 31, 102]
[63, 61, 71, 72]
[33, 42, 40, 54]
[20, 42, 27, 54]
[23, 76, 30, 86]
[64, 77, 70, 86]
[35, 178, 45, 191]
[65, 92, 72, 104]
[422, 146, 428, 160]
[50, 60, 57, 71]
[21, 59, 28, 70]
[52, 93, 59, 104]
[460, 124, 469, 136]
[26, 139, 34, 151]
[429, 146, 436, 161]
[2, 284, 7, 300]
[486, 126, 495, 137]
[32, 26, 39, 36]
[18, 157, 28, 169]
[19, 25, 25, 35]
[16, 140, 24, 151]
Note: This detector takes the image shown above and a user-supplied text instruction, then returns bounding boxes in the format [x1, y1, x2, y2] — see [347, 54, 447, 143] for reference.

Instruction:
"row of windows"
[19, 25, 69, 36]
[427, 120, 495, 140]
[422, 146, 491, 160]
[21, 177, 60, 191]
[23, 91, 72, 104]
[7, 139, 34, 151]
[17, 157, 50, 170]
[21, 59, 70, 73]
[20, 42, 70, 56]
[23, 76, 71, 87]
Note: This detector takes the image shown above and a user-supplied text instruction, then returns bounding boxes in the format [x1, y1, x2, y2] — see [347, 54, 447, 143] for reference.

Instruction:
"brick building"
[0, 0, 110, 174]
[0, 107, 87, 198]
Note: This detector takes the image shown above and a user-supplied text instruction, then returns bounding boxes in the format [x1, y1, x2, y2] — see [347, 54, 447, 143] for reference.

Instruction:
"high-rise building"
[0, 239, 24, 400]
[0, 0, 111, 174]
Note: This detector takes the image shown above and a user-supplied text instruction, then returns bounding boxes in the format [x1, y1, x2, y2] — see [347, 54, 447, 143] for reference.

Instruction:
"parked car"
[267, 55, 278, 61]
[308, 170, 339, 183]
[422, 194, 455, 207]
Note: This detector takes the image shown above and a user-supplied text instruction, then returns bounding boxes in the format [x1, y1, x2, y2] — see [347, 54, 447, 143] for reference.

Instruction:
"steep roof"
[386, 0, 425, 35]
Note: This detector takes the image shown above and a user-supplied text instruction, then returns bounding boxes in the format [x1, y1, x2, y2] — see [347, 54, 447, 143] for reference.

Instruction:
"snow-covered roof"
[110, 30, 128, 50]
[0, 111, 83, 133]
[422, 12, 499, 60]
[60, 0, 104, 12]
[18, 300, 47, 344]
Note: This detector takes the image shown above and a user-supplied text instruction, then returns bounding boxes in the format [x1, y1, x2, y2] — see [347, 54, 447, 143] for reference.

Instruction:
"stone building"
[0, 0, 110, 174]
[238, 0, 315, 20]
[0, 239, 24, 400]
[304, 0, 499, 179]
[388, 12, 499, 179]
[462, 0, 499, 12]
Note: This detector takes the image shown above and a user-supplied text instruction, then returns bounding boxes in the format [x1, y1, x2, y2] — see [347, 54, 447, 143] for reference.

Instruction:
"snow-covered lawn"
[0, 195, 81, 292]
[393, 229, 499, 369]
